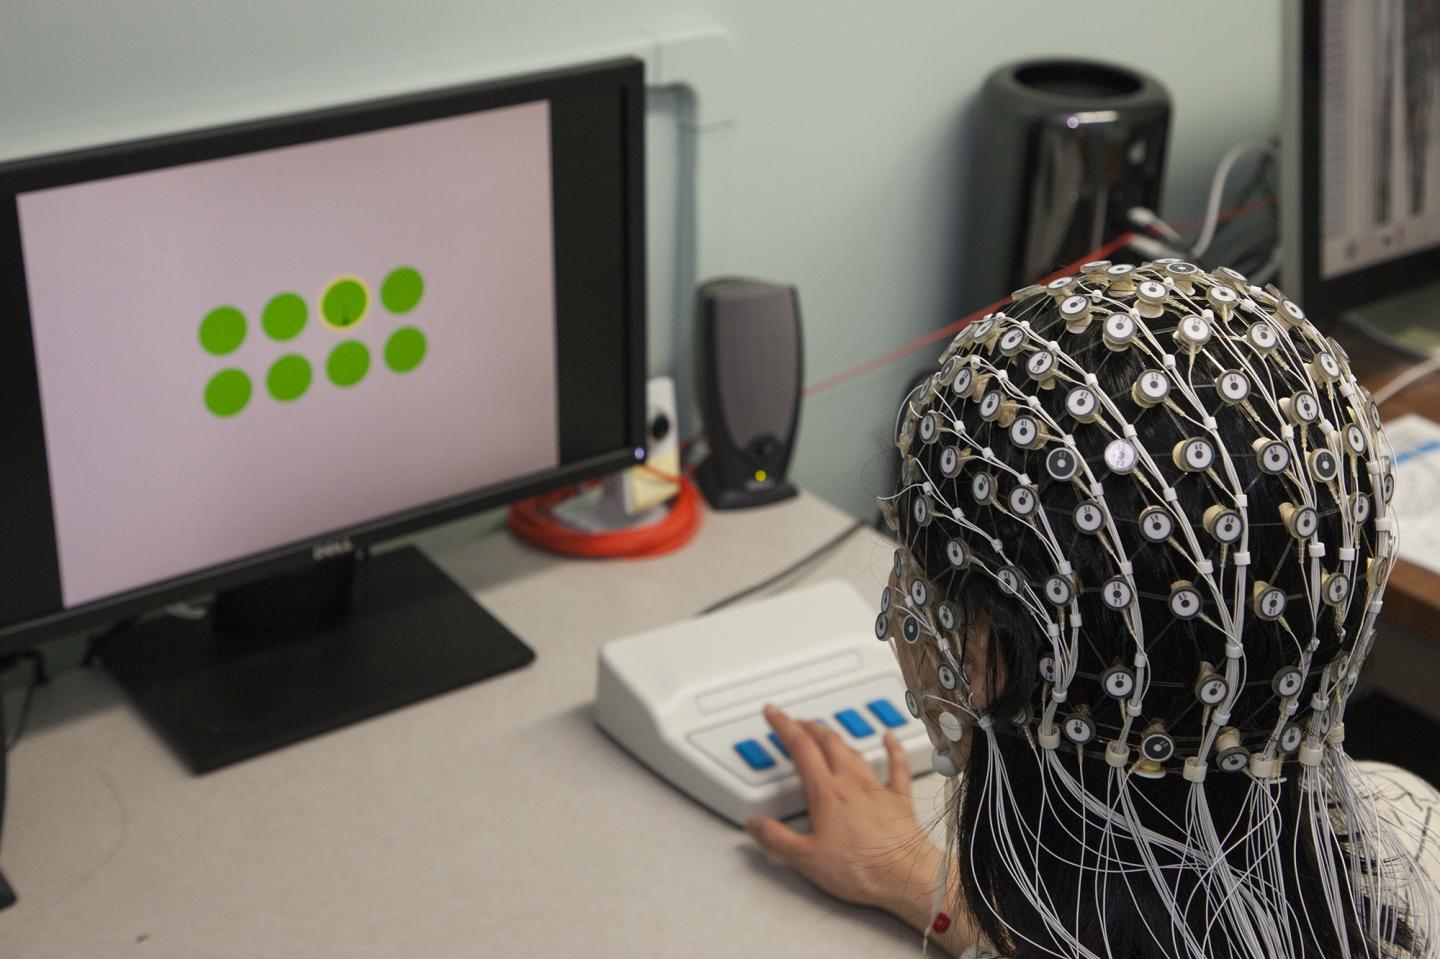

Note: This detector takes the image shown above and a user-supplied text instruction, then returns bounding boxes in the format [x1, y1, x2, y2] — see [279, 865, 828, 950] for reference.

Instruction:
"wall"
[1, 0, 1283, 522]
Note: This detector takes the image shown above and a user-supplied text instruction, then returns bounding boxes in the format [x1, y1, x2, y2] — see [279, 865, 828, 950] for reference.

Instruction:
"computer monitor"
[0, 58, 647, 771]
[1282, 0, 1440, 329]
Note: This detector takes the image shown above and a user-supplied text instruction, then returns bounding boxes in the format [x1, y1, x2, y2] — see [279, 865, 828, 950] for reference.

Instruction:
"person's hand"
[744, 704, 946, 932]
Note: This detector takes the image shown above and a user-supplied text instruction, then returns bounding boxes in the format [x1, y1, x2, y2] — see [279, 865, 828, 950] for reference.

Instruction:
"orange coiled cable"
[506, 466, 704, 558]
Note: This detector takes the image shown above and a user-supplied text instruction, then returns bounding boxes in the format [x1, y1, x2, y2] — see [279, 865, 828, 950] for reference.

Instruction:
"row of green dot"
[198, 266, 424, 357]
[204, 329, 427, 417]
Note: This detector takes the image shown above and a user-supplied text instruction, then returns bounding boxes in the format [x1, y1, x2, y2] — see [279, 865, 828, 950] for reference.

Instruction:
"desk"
[1, 492, 948, 959]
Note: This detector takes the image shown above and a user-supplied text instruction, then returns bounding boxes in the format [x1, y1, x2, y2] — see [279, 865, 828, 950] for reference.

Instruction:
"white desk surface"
[2, 491, 950, 958]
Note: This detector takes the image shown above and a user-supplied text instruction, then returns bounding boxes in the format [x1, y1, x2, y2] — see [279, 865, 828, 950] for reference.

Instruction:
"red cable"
[802, 194, 1276, 400]
[507, 468, 704, 559]
[509, 195, 1276, 558]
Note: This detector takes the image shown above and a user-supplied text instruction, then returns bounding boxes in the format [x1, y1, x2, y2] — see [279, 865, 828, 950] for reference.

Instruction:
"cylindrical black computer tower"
[963, 59, 1171, 309]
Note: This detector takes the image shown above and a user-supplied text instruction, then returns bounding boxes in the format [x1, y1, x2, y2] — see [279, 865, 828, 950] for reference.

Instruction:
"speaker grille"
[707, 281, 800, 448]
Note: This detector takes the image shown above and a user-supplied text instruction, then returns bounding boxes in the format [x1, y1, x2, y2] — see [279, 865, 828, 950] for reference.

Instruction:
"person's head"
[878, 261, 1430, 958]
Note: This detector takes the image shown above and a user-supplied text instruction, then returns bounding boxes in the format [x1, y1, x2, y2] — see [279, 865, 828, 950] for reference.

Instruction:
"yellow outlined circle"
[318, 274, 372, 331]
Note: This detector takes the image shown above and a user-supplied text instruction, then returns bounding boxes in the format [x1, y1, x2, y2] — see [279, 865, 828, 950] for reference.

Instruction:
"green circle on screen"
[267, 354, 312, 402]
[205, 369, 252, 417]
[381, 267, 424, 314]
[199, 306, 246, 356]
[384, 327, 427, 373]
[321, 277, 369, 329]
[262, 292, 308, 341]
[327, 340, 371, 387]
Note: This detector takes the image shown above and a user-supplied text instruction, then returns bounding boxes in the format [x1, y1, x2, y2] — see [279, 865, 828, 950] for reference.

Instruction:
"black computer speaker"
[695, 278, 803, 510]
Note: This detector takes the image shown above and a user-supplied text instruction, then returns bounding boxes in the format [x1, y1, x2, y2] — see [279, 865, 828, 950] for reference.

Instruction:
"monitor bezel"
[1284, 0, 1440, 326]
[0, 57, 647, 650]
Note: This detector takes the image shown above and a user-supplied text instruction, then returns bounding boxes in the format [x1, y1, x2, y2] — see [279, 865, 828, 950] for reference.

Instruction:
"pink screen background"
[18, 101, 558, 607]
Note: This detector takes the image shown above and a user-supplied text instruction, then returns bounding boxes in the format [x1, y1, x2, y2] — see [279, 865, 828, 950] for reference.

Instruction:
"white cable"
[1191, 140, 1276, 258]
[1340, 309, 1439, 360]
[1370, 353, 1440, 405]
[1127, 206, 1186, 245]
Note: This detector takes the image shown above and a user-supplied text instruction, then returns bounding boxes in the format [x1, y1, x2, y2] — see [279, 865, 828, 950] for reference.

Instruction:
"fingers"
[745, 814, 812, 866]
[763, 705, 833, 806]
[884, 731, 912, 796]
[803, 718, 877, 783]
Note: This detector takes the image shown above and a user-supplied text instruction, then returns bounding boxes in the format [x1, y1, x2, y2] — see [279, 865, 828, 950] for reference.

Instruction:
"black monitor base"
[102, 546, 534, 774]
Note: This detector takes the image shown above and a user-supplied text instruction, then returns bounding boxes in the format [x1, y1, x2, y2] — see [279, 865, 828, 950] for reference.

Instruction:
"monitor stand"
[102, 546, 534, 774]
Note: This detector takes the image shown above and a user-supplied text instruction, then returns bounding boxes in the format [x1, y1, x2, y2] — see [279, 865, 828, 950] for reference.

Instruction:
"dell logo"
[312, 538, 355, 561]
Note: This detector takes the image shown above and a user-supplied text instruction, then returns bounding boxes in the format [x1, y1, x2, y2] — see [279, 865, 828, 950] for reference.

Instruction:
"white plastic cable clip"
[1338, 547, 1356, 561]
[1119, 561, 1134, 575]
[1249, 754, 1281, 779]
[1038, 724, 1061, 749]
[981, 446, 995, 460]
[1308, 542, 1327, 558]
[1298, 742, 1325, 767]
[1162, 486, 1179, 502]
[1132, 653, 1149, 669]
[1084, 372, 1099, 386]
[1375, 517, 1395, 533]
[1234, 494, 1248, 508]
[1202, 415, 1217, 429]
[1281, 424, 1295, 440]
[1125, 702, 1142, 717]
[1058, 560, 1073, 575]
[1233, 551, 1251, 567]
[1051, 688, 1068, 703]
[1182, 757, 1208, 782]
[1328, 722, 1345, 746]
[1123, 423, 1139, 439]
[1105, 741, 1129, 768]
[1213, 710, 1231, 725]
[1225, 644, 1243, 660]
[1163, 353, 1177, 369]
[1196, 559, 1214, 576]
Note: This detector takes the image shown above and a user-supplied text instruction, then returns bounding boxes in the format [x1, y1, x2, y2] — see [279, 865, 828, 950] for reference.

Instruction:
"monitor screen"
[1317, 0, 1440, 280]
[0, 60, 645, 644]
[20, 104, 558, 608]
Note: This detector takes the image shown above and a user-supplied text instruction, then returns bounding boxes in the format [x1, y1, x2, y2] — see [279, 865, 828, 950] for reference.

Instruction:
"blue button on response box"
[866, 698, 907, 728]
[734, 738, 776, 770]
[767, 732, 790, 758]
[835, 708, 875, 738]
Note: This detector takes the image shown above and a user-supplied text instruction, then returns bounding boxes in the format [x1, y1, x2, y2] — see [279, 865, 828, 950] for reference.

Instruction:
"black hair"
[895, 284, 1409, 958]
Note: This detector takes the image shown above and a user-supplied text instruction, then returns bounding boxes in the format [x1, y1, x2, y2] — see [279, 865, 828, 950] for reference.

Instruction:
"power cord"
[699, 518, 868, 615]
[2, 652, 46, 753]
